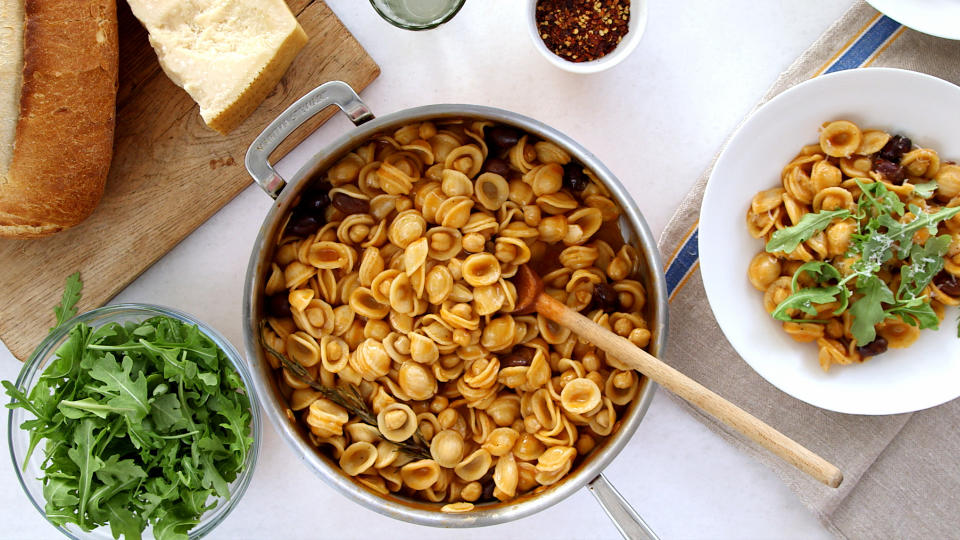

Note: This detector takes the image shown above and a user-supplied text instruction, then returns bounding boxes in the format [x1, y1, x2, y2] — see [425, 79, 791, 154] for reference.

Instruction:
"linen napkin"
[657, 3, 960, 538]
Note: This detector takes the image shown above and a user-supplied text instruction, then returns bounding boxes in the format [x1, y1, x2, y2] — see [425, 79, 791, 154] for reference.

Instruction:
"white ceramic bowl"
[867, 0, 960, 40]
[525, 0, 647, 74]
[699, 67, 960, 415]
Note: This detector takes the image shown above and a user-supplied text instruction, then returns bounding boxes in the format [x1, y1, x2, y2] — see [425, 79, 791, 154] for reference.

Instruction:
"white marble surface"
[0, 0, 858, 538]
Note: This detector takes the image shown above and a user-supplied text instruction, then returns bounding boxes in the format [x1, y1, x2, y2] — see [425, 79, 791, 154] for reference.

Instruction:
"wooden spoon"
[513, 264, 843, 488]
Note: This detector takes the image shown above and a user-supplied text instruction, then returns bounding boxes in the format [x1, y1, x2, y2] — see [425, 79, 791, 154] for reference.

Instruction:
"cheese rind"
[127, 0, 308, 134]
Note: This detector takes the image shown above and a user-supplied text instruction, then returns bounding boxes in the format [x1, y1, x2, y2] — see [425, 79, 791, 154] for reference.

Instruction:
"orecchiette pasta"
[430, 429, 466, 468]
[748, 121, 960, 371]
[263, 119, 651, 509]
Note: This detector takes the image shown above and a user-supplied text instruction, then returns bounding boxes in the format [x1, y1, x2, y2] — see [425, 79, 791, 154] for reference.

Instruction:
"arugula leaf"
[898, 235, 952, 298]
[888, 205, 960, 260]
[43, 323, 88, 381]
[856, 180, 905, 218]
[848, 275, 895, 346]
[850, 224, 896, 276]
[791, 260, 842, 286]
[4, 379, 47, 419]
[831, 192, 960, 347]
[66, 418, 104, 529]
[153, 508, 197, 540]
[912, 180, 938, 199]
[200, 453, 230, 499]
[95, 455, 147, 486]
[88, 355, 149, 423]
[770, 285, 842, 322]
[887, 302, 940, 330]
[43, 476, 79, 508]
[766, 209, 850, 254]
[208, 393, 251, 466]
[106, 505, 143, 540]
[52, 272, 83, 332]
[150, 393, 185, 432]
[59, 398, 136, 420]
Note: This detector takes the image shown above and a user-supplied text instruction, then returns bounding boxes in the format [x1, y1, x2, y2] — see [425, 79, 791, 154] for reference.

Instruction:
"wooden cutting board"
[0, 0, 379, 361]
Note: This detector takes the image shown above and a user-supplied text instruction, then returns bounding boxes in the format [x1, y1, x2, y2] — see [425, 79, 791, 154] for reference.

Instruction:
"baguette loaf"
[126, 0, 308, 135]
[0, 0, 119, 238]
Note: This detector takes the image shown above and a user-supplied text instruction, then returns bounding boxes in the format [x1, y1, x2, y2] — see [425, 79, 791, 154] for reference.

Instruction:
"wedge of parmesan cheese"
[127, 0, 308, 134]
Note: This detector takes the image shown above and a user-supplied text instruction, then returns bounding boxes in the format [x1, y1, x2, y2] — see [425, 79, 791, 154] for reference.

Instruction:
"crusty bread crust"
[0, 0, 119, 238]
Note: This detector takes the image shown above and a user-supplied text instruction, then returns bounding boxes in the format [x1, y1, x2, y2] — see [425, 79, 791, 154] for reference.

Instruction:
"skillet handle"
[245, 80, 375, 199]
[588, 474, 660, 540]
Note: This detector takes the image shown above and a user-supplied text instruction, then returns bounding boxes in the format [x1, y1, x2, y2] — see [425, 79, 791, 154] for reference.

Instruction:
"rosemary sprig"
[260, 324, 431, 460]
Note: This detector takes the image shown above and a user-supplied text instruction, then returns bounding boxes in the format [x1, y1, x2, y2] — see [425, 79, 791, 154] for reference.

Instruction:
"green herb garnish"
[4, 276, 253, 540]
[767, 181, 960, 347]
[766, 209, 851, 254]
[912, 180, 938, 199]
[52, 272, 83, 332]
[848, 275, 896, 346]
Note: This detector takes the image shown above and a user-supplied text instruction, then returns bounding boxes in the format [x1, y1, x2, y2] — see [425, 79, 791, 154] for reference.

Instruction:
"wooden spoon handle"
[536, 293, 843, 488]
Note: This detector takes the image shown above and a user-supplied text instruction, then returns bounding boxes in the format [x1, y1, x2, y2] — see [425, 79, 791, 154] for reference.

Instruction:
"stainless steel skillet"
[243, 81, 667, 538]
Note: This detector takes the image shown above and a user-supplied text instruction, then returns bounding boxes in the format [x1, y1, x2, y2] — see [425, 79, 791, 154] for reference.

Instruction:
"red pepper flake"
[535, 0, 630, 63]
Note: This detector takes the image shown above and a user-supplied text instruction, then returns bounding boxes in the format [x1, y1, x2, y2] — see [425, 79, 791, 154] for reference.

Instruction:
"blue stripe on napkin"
[823, 16, 903, 74]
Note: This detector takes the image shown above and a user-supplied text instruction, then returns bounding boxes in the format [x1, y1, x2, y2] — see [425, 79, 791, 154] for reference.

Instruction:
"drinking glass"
[370, 0, 465, 30]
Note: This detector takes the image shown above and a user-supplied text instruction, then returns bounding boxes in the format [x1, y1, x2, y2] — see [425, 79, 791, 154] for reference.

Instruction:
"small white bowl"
[526, 0, 647, 74]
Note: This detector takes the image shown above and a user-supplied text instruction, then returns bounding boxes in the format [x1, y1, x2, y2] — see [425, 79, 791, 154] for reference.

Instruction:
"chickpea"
[747, 252, 782, 291]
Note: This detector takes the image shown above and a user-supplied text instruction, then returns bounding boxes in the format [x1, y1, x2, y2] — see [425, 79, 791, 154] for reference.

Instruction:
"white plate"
[867, 0, 960, 40]
[699, 68, 960, 415]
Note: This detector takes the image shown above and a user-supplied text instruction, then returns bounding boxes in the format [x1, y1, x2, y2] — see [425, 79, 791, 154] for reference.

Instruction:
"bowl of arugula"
[4, 275, 260, 539]
[699, 67, 960, 415]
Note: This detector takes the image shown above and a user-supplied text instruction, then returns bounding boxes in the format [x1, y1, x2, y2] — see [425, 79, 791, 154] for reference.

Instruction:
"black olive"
[878, 134, 912, 163]
[299, 188, 330, 213]
[874, 158, 906, 185]
[286, 213, 321, 237]
[483, 157, 512, 177]
[563, 162, 589, 192]
[856, 336, 888, 358]
[592, 282, 619, 311]
[479, 470, 496, 501]
[934, 270, 960, 297]
[487, 126, 521, 150]
[499, 353, 532, 369]
[372, 137, 395, 159]
[331, 193, 370, 215]
[266, 293, 291, 318]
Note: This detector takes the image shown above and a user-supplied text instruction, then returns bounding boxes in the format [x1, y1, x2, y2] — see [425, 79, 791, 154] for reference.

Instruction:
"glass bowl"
[6, 304, 261, 539]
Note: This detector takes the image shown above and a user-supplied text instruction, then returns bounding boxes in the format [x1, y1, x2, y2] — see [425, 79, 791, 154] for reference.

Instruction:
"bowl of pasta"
[700, 67, 960, 415]
[241, 82, 667, 527]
